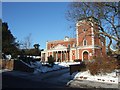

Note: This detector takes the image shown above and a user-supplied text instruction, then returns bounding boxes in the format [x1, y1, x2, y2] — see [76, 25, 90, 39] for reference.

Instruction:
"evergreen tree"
[2, 22, 19, 58]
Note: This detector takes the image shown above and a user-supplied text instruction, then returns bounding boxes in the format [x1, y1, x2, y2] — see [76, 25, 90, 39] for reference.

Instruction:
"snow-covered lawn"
[73, 70, 118, 84]
[33, 62, 80, 73]
[20, 60, 119, 85]
[20, 60, 80, 73]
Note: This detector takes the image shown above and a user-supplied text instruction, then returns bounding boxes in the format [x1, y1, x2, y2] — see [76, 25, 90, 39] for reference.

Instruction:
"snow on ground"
[20, 60, 118, 85]
[20, 60, 34, 68]
[74, 70, 118, 84]
[0, 69, 11, 73]
[20, 60, 80, 74]
[56, 62, 80, 67]
[33, 61, 80, 73]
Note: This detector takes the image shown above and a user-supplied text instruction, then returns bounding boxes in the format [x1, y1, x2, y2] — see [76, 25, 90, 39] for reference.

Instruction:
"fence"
[69, 62, 86, 75]
[1, 59, 14, 70]
[1, 59, 34, 72]
[69, 64, 81, 75]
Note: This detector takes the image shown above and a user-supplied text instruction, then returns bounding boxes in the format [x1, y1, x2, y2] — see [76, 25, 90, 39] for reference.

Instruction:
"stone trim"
[77, 45, 101, 49]
[91, 22, 95, 55]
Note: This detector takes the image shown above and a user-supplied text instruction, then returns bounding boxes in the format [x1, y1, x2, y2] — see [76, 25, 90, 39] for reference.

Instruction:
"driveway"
[2, 68, 72, 88]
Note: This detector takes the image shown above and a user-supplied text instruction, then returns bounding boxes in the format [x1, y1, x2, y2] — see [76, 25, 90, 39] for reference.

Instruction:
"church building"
[41, 17, 106, 62]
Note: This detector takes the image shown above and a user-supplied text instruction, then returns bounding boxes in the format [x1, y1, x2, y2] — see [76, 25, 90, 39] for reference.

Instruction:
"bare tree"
[22, 33, 32, 49]
[66, 2, 120, 54]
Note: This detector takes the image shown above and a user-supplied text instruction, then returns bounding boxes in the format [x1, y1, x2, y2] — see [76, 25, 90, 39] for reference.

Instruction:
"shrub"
[117, 59, 120, 69]
[86, 55, 118, 75]
[47, 55, 55, 67]
[80, 61, 87, 71]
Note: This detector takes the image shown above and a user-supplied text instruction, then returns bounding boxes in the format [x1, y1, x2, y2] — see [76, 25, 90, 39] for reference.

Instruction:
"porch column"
[52, 51, 53, 56]
[68, 51, 70, 62]
[65, 51, 68, 62]
[61, 51, 62, 62]
[45, 51, 48, 62]
[41, 52, 43, 61]
[64, 51, 66, 62]
[56, 51, 58, 62]
[62, 51, 65, 61]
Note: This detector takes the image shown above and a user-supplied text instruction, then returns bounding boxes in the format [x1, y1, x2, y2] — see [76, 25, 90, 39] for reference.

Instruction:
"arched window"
[51, 44, 53, 49]
[83, 29, 87, 32]
[83, 39, 87, 46]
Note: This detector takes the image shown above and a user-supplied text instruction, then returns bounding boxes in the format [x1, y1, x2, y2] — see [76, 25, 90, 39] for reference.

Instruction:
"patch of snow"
[74, 70, 118, 84]
[21, 60, 81, 74]
[20, 60, 34, 68]
[58, 62, 80, 67]
[30, 61, 42, 68]
[32, 61, 80, 74]
[1, 69, 11, 72]
[5, 54, 11, 60]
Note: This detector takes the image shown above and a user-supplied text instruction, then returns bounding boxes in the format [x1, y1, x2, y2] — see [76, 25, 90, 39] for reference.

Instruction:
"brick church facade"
[41, 17, 106, 62]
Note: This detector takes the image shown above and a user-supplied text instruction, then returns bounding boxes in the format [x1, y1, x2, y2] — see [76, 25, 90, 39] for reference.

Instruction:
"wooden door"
[83, 51, 88, 60]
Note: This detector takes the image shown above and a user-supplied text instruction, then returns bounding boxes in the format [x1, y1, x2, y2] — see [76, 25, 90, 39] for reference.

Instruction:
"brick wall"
[77, 21, 92, 46]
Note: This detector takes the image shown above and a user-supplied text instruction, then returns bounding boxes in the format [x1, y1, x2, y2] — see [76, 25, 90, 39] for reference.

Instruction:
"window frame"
[83, 39, 87, 46]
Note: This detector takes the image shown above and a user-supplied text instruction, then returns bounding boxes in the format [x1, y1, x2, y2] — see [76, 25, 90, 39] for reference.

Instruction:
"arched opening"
[83, 51, 88, 60]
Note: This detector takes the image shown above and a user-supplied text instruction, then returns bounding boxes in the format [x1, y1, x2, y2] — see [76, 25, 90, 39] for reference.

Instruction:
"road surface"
[2, 68, 72, 88]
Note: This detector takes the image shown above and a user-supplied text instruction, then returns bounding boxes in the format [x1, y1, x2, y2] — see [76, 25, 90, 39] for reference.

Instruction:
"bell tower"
[76, 17, 96, 47]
